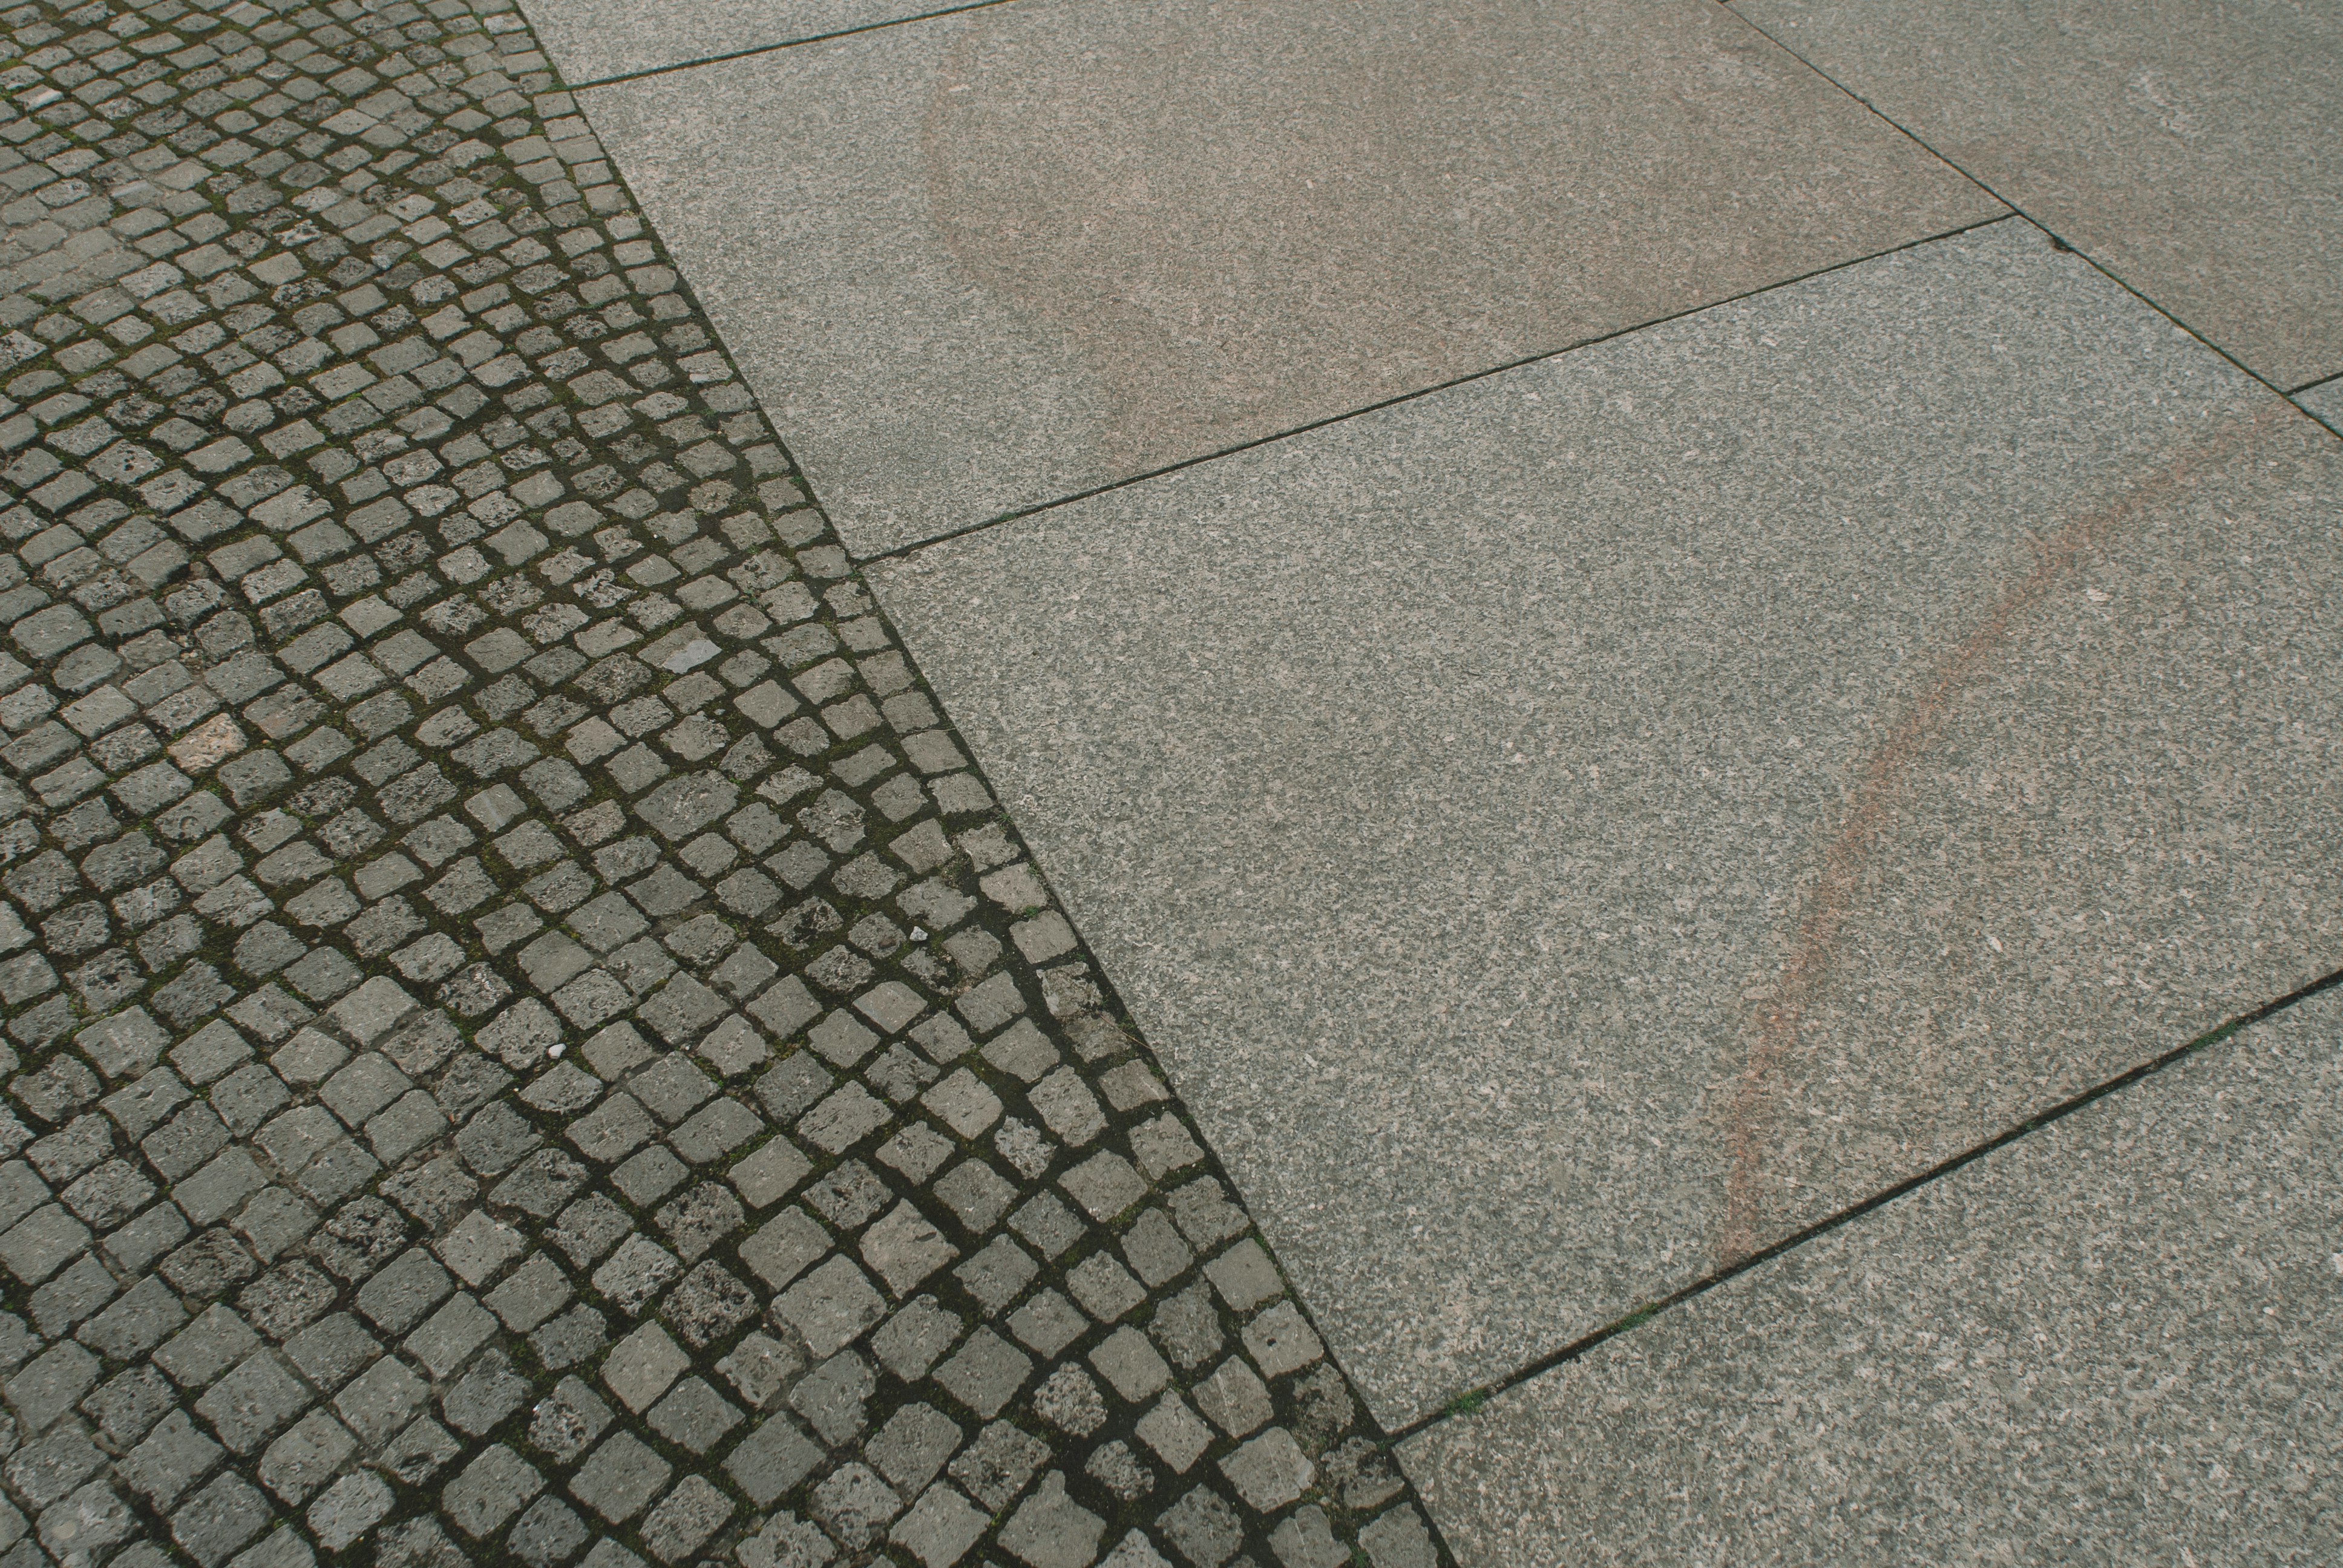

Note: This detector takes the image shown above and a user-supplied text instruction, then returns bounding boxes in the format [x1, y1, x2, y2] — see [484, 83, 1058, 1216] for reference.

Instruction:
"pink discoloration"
[916, 0, 1994, 480]
[1712, 402, 2290, 1267]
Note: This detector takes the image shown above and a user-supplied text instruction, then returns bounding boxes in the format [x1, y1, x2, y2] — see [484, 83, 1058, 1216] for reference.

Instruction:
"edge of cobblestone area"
[0, 5, 1452, 1568]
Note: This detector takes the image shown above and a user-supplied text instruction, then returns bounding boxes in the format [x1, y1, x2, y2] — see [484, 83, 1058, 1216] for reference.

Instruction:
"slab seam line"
[1721, 0, 2321, 413]
[557, 0, 1030, 88]
[1392, 961, 2343, 1442]
[852, 211, 2020, 564]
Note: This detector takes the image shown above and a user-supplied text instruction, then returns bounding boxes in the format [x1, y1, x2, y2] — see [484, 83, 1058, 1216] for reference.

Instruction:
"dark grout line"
[1719, 2, 2323, 422]
[560, 0, 1031, 89]
[1391, 961, 2343, 1443]
[851, 210, 2020, 566]
[2289, 370, 2343, 397]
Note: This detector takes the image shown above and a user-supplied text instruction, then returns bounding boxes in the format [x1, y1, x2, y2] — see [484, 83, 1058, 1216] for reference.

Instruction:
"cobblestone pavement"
[0, 4, 1448, 1568]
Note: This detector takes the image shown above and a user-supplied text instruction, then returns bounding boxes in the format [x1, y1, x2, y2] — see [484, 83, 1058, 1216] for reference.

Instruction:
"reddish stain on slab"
[1711, 400, 2292, 1267]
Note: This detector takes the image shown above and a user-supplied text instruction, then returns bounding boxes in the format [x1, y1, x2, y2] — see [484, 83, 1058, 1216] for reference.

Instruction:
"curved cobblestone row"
[0, 4, 1450, 1568]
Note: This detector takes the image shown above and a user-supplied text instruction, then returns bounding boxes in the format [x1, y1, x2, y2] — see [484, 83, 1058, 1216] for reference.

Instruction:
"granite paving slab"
[1400, 985, 2343, 1567]
[0, 1, 1446, 1566]
[1735, 0, 2343, 393]
[578, 0, 1999, 556]
[867, 219, 2343, 1427]
[515, 0, 988, 89]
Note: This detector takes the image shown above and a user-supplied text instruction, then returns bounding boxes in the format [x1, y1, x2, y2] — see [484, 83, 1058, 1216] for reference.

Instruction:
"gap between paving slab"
[1391, 959, 2343, 1437]
[1731, 0, 2343, 397]
[864, 218, 2343, 1428]
[1399, 977, 2343, 1564]
[513, 0, 1020, 90]
[847, 210, 2020, 571]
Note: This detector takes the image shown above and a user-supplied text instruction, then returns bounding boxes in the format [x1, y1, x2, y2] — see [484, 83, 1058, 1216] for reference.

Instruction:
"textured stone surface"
[1737, 0, 2343, 392]
[0, 2, 1439, 1566]
[869, 220, 2343, 1423]
[2299, 377, 2343, 437]
[579, 0, 1997, 554]
[515, 0, 968, 88]
[1402, 989, 2343, 1566]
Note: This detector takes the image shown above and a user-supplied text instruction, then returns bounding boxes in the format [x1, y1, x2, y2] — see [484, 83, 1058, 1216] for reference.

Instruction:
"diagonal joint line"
[1393, 961, 2343, 1442]
[562, 0, 1031, 89]
[852, 211, 2020, 566]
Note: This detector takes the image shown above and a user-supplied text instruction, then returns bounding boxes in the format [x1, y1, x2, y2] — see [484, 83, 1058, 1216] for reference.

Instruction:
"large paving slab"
[517, 0, 984, 87]
[867, 220, 2343, 1426]
[1400, 985, 2343, 1566]
[1735, 0, 2343, 393]
[578, 0, 1999, 555]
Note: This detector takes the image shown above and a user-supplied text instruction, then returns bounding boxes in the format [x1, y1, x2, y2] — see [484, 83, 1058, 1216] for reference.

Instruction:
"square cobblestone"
[723, 1414, 821, 1507]
[569, 1432, 670, 1524]
[443, 1445, 542, 1540]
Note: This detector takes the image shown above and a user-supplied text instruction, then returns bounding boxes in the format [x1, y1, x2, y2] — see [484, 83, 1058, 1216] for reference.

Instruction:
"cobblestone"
[0, 1, 1448, 1565]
